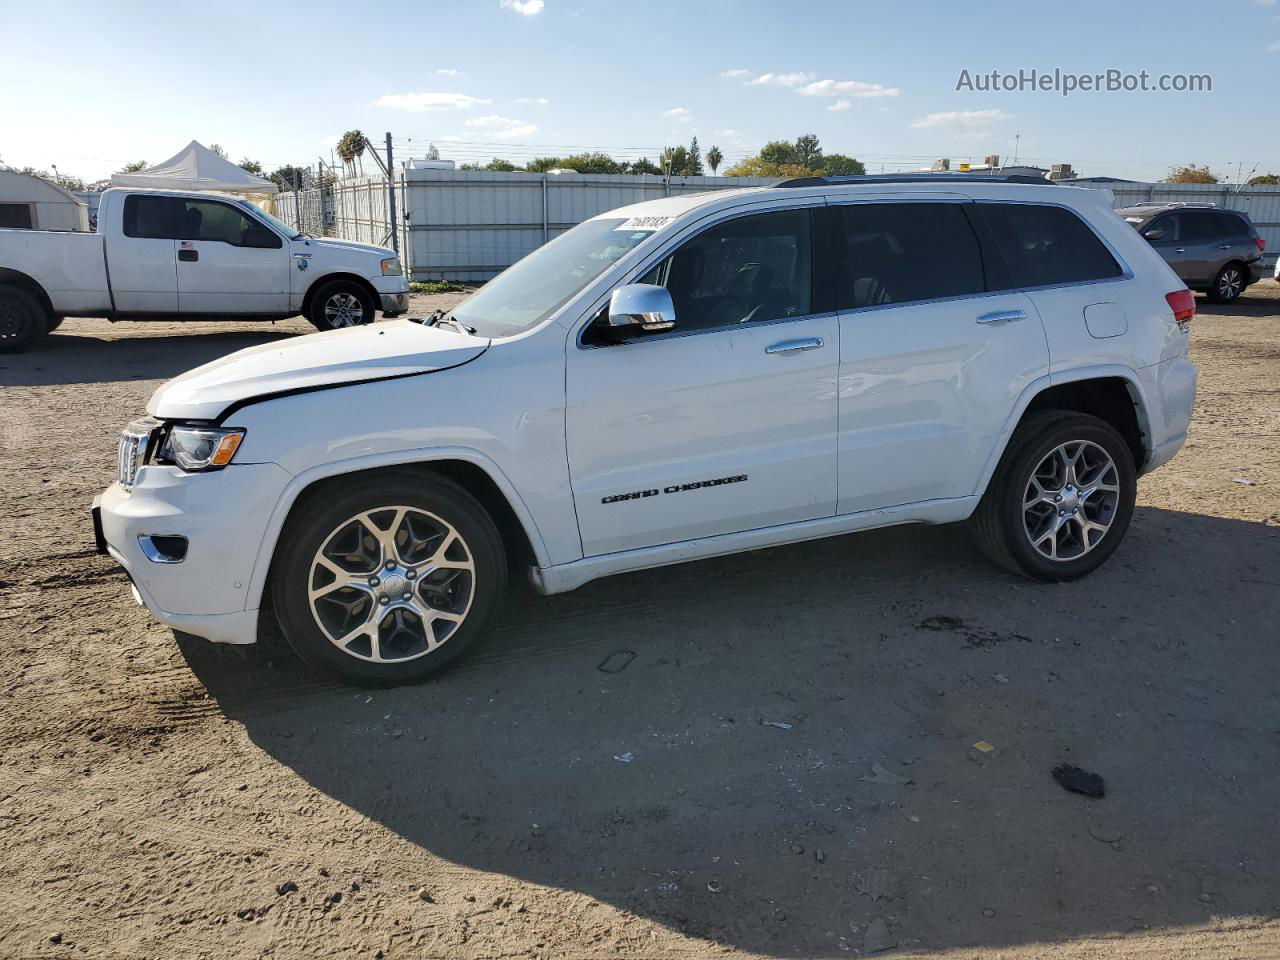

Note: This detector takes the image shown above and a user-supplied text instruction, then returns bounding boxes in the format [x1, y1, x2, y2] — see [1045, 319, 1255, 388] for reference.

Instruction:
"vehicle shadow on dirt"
[180, 506, 1280, 956]
[0, 330, 299, 386]
[1200, 289, 1280, 318]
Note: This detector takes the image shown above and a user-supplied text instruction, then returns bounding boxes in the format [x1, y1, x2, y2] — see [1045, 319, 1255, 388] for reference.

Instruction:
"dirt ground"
[1, 285, 1278, 960]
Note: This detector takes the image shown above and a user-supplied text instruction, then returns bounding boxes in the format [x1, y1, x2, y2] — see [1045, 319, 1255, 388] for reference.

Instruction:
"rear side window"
[1177, 211, 1221, 243]
[1216, 213, 1250, 237]
[835, 202, 985, 309]
[979, 203, 1122, 289]
[123, 194, 178, 239]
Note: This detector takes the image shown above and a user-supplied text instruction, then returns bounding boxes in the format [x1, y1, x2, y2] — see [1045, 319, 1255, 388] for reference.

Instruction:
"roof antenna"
[1012, 132, 1021, 166]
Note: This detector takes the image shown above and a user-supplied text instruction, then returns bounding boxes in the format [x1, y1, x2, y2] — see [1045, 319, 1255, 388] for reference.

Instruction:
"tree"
[268, 165, 307, 190]
[424, 142, 441, 161]
[722, 156, 812, 178]
[759, 139, 801, 168]
[525, 156, 563, 172]
[822, 153, 866, 176]
[117, 160, 148, 173]
[687, 136, 704, 176]
[238, 158, 263, 175]
[337, 130, 367, 175]
[560, 152, 624, 174]
[1247, 173, 1280, 186]
[705, 145, 723, 175]
[660, 145, 692, 177]
[626, 157, 663, 176]
[794, 133, 823, 171]
[1164, 164, 1218, 184]
[209, 143, 228, 158]
[485, 158, 517, 172]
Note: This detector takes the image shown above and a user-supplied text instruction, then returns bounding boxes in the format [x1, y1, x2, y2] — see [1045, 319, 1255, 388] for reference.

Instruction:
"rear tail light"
[1254, 235, 1266, 253]
[1166, 289, 1195, 327]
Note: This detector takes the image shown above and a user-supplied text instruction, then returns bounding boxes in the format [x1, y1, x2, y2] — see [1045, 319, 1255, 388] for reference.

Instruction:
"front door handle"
[1173, 248, 1186, 254]
[976, 309, 1026, 325]
[178, 249, 199, 262]
[765, 336, 824, 355]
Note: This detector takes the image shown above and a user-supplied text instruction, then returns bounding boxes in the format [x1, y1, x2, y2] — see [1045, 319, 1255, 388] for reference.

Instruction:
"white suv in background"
[94, 175, 1198, 687]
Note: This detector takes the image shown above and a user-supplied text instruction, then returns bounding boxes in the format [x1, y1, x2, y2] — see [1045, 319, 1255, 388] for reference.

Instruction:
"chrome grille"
[116, 418, 162, 489]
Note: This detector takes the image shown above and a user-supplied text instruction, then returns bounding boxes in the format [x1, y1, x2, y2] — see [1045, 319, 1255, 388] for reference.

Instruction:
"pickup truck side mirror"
[242, 226, 282, 249]
[1142, 228, 1165, 242]
[608, 283, 676, 334]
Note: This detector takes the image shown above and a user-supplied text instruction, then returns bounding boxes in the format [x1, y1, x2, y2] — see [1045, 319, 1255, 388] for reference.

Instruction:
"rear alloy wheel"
[272, 472, 507, 686]
[971, 411, 1136, 581]
[1208, 264, 1245, 304]
[308, 280, 376, 332]
[0, 286, 47, 354]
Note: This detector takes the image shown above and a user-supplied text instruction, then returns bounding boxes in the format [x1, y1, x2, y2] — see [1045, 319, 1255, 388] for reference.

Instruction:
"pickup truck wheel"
[309, 281, 376, 332]
[46, 315, 64, 333]
[272, 472, 507, 687]
[0, 286, 46, 353]
[971, 411, 1136, 582]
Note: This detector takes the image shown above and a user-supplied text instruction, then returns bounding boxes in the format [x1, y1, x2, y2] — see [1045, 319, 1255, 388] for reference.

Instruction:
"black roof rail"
[772, 173, 1056, 188]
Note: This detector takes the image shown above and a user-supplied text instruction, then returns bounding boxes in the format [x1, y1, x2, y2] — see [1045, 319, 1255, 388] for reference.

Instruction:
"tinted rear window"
[835, 202, 985, 309]
[979, 203, 1122, 288]
[123, 195, 178, 239]
[1217, 212, 1250, 237]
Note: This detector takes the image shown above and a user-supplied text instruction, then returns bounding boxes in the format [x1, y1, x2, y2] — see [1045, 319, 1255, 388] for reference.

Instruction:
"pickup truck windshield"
[449, 217, 658, 338]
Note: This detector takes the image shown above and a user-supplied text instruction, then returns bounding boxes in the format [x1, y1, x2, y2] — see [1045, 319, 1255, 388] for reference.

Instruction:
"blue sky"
[3, 0, 1279, 183]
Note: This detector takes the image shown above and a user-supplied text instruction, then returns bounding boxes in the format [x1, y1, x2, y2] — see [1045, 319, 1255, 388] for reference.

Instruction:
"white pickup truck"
[0, 187, 410, 352]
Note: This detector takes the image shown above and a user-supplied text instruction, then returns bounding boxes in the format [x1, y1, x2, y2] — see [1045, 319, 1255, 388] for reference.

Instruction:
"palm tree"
[706, 145, 724, 175]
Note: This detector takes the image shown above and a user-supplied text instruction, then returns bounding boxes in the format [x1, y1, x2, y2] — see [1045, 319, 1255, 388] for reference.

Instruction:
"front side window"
[450, 216, 658, 338]
[639, 209, 812, 331]
[980, 203, 1122, 288]
[835, 202, 984, 309]
[176, 199, 277, 247]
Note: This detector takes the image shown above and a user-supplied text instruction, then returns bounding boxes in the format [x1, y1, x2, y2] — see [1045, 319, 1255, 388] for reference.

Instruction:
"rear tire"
[971, 411, 1136, 581]
[0, 286, 47, 353]
[46, 315, 64, 333]
[1207, 263, 1245, 304]
[308, 280, 376, 332]
[271, 471, 508, 687]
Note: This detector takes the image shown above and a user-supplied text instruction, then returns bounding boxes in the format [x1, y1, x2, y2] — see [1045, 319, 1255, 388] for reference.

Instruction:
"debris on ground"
[917, 615, 1032, 647]
[993, 673, 1010, 684]
[275, 880, 298, 896]
[864, 917, 894, 953]
[759, 720, 793, 730]
[613, 752, 634, 763]
[969, 740, 997, 762]
[1088, 823, 1124, 844]
[597, 650, 636, 674]
[1232, 477, 1257, 485]
[1052, 764, 1106, 798]
[706, 880, 722, 894]
[859, 763, 912, 786]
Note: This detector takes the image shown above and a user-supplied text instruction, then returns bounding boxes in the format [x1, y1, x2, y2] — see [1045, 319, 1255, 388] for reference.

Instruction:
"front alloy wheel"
[323, 291, 366, 328]
[273, 472, 507, 686]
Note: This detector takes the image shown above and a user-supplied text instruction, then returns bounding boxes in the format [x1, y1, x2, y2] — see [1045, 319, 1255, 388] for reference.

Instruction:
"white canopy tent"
[110, 140, 279, 210]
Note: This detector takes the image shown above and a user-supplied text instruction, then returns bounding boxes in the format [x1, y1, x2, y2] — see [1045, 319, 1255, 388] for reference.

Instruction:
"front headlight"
[380, 257, 403, 277]
[157, 426, 245, 472]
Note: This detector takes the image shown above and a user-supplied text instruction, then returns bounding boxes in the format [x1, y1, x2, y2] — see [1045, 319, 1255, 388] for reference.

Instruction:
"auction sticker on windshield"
[617, 216, 673, 231]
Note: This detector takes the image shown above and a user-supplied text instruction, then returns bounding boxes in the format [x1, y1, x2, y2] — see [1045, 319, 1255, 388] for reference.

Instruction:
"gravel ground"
[1, 286, 1278, 959]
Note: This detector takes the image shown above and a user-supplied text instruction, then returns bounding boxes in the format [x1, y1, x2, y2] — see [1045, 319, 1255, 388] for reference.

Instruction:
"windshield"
[450, 217, 659, 338]
[237, 199, 302, 238]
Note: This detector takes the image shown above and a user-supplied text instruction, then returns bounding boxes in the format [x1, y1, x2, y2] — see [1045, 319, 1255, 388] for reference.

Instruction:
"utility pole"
[292, 170, 302, 232]
[385, 132, 399, 258]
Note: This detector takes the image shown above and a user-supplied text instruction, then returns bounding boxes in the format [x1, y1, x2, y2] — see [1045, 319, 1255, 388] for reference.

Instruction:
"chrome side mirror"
[1142, 228, 1165, 242]
[609, 283, 676, 333]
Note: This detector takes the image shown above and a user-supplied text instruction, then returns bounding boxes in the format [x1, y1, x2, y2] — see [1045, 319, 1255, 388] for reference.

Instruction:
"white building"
[0, 170, 90, 231]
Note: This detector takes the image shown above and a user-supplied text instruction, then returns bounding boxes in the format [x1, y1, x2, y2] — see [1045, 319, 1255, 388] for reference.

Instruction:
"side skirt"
[530, 496, 980, 595]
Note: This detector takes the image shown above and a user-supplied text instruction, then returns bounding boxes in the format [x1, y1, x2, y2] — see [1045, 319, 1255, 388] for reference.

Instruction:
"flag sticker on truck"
[601, 474, 748, 505]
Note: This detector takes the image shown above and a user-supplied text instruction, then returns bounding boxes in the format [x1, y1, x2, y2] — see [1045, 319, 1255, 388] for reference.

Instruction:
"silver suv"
[1120, 202, 1265, 303]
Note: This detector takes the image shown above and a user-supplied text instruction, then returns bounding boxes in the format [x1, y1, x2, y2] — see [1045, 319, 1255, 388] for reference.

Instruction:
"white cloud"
[716, 128, 742, 137]
[464, 114, 538, 138]
[911, 108, 1013, 129]
[500, 0, 544, 14]
[798, 78, 899, 98]
[374, 91, 491, 111]
[1269, 38, 1280, 51]
[720, 68, 750, 79]
[434, 68, 463, 77]
[515, 96, 550, 105]
[749, 71, 815, 88]
[827, 99, 851, 112]
[664, 106, 692, 123]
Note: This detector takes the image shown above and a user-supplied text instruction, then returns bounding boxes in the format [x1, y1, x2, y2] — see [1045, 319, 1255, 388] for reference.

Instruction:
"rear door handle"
[1216, 244, 1232, 250]
[976, 309, 1026, 325]
[765, 337, 824, 355]
[178, 249, 198, 262]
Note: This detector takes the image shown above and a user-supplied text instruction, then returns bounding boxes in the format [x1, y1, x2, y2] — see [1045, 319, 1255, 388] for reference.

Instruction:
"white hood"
[308, 236, 395, 258]
[149, 321, 489, 421]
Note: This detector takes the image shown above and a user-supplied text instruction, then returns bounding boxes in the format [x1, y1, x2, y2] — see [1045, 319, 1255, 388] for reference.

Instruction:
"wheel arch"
[0, 268, 54, 321]
[301, 272, 380, 319]
[249, 449, 550, 615]
[977, 369, 1152, 498]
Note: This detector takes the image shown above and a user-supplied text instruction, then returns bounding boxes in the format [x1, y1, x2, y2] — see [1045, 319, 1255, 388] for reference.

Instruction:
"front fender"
[241, 446, 553, 614]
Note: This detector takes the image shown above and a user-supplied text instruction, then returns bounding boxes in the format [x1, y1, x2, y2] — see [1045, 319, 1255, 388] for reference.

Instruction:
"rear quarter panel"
[0, 228, 110, 313]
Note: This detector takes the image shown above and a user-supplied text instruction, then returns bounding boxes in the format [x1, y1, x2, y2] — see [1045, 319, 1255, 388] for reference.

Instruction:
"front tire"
[1207, 263, 1245, 304]
[308, 280, 376, 332]
[971, 411, 1137, 581]
[271, 471, 508, 687]
[0, 286, 47, 354]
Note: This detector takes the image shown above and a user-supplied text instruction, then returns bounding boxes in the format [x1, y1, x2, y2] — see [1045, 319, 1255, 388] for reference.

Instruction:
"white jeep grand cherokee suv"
[94, 175, 1198, 687]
